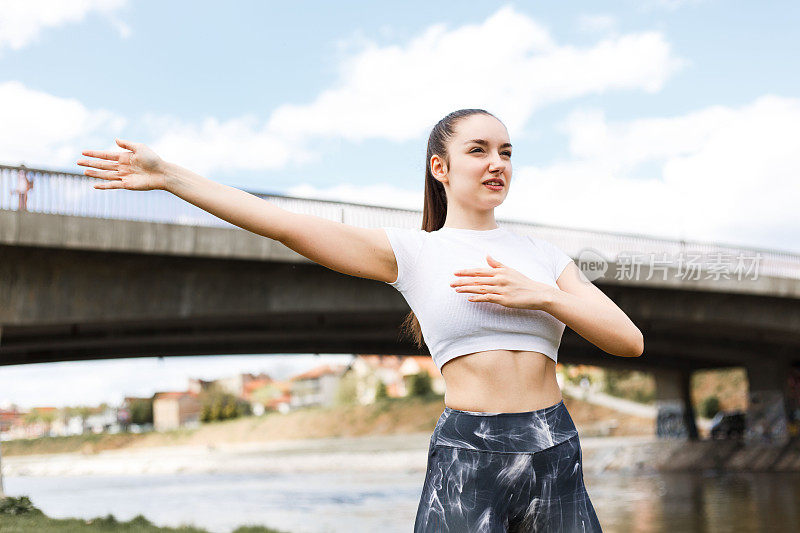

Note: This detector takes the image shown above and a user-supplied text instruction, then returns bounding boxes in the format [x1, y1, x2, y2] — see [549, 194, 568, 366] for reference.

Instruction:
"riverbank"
[1, 394, 655, 457]
[5, 394, 798, 476]
[0, 495, 289, 533]
[6, 429, 800, 479]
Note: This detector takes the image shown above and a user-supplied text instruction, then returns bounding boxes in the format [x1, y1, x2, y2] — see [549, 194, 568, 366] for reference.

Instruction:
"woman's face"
[432, 113, 512, 210]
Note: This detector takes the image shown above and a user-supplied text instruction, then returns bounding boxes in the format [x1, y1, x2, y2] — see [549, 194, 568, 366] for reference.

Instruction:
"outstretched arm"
[78, 139, 399, 283]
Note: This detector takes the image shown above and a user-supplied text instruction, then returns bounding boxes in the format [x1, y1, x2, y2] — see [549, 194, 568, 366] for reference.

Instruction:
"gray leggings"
[414, 399, 602, 532]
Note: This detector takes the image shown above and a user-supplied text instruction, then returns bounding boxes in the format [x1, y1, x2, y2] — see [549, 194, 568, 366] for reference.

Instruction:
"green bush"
[602, 369, 654, 404]
[199, 386, 251, 422]
[563, 365, 593, 387]
[630, 388, 655, 404]
[0, 495, 291, 532]
[1, 495, 38, 515]
[700, 395, 721, 419]
[129, 398, 154, 425]
[409, 372, 433, 397]
[375, 380, 388, 400]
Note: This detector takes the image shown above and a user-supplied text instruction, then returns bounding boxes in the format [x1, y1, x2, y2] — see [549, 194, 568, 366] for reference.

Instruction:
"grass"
[0, 496, 289, 533]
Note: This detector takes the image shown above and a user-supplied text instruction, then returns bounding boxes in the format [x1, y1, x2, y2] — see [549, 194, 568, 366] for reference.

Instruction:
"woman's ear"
[430, 154, 448, 183]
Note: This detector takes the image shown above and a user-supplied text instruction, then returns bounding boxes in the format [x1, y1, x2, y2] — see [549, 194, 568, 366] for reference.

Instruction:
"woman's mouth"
[483, 180, 504, 191]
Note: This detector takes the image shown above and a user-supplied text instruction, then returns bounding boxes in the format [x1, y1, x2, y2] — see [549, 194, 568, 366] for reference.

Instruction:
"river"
[3, 434, 799, 532]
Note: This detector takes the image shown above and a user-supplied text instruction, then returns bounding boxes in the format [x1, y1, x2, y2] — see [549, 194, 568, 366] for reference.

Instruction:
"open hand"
[77, 139, 166, 191]
[449, 255, 558, 310]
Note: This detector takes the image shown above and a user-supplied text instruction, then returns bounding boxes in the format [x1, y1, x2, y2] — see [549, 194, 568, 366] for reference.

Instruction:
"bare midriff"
[440, 349, 563, 413]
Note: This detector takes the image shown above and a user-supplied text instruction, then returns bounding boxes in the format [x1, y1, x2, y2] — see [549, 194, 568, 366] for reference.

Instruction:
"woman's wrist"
[538, 286, 564, 314]
[159, 160, 185, 194]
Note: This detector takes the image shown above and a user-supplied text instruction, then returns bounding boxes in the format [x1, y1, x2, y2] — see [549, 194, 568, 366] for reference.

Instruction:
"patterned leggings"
[414, 399, 603, 532]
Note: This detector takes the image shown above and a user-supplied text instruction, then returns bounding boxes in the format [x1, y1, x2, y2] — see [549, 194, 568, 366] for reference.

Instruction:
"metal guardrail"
[2, 163, 799, 280]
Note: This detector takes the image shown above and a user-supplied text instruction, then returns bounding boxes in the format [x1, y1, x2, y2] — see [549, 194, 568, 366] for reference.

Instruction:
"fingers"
[79, 138, 136, 164]
[454, 269, 494, 276]
[80, 150, 120, 161]
[116, 138, 137, 151]
[83, 168, 121, 180]
[467, 293, 498, 303]
[450, 276, 498, 287]
[454, 284, 499, 293]
[77, 158, 117, 171]
[93, 181, 126, 190]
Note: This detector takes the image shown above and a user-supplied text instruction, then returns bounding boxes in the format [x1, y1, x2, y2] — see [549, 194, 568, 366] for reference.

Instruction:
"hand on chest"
[419, 241, 557, 305]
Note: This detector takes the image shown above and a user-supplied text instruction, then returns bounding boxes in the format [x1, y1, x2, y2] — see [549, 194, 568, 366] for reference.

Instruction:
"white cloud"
[147, 5, 684, 175]
[0, 0, 129, 53]
[3, 6, 684, 177]
[267, 5, 686, 143]
[505, 95, 800, 251]
[141, 113, 318, 176]
[290, 95, 800, 254]
[0, 80, 127, 168]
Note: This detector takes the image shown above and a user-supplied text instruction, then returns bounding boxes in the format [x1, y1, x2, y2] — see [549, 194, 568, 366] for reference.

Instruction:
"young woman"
[78, 108, 642, 532]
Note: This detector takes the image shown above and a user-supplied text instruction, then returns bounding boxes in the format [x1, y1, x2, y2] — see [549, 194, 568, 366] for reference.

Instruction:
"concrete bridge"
[2, 163, 799, 445]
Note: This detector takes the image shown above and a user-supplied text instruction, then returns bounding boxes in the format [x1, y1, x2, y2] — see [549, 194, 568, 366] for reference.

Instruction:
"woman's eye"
[469, 147, 511, 157]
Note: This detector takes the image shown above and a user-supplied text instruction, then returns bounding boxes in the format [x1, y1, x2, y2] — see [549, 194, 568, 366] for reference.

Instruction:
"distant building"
[0, 407, 26, 441]
[214, 372, 273, 397]
[347, 355, 445, 404]
[242, 374, 272, 416]
[85, 406, 120, 434]
[50, 414, 84, 437]
[187, 378, 216, 395]
[152, 391, 202, 431]
[0, 406, 58, 440]
[349, 355, 405, 404]
[189, 372, 294, 415]
[257, 381, 292, 414]
[290, 364, 348, 408]
[399, 356, 446, 396]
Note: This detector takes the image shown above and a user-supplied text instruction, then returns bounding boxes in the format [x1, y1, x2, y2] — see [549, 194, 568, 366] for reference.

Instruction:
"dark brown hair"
[399, 108, 500, 348]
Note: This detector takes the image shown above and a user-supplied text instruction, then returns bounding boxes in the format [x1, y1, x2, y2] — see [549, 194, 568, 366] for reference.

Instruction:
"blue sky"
[1, 0, 798, 409]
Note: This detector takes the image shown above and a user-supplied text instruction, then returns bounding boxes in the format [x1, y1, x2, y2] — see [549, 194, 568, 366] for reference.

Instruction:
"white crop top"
[381, 225, 574, 372]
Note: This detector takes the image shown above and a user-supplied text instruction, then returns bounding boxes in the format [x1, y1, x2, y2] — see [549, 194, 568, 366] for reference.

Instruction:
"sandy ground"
[2, 431, 670, 478]
[2, 395, 665, 478]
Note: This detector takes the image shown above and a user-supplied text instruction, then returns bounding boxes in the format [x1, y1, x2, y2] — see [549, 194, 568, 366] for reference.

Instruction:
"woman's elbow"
[627, 330, 644, 357]
[610, 329, 644, 358]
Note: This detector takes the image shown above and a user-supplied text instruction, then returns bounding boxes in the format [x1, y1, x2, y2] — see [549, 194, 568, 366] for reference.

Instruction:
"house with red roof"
[289, 363, 348, 409]
[347, 354, 445, 404]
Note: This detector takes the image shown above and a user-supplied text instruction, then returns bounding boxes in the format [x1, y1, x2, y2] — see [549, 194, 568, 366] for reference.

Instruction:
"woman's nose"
[489, 158, 506, 172]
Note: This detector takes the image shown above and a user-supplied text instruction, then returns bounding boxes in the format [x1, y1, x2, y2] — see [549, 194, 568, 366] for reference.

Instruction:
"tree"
[129, 399, 153, 425]
[700, 395, 721, 419]
[375, 380, 388, 400]
[198, 385, 250, 422]
[409, 372, 433, 397]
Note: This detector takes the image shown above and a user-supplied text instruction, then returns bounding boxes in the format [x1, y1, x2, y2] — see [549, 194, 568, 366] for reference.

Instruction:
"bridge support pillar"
[744, 358, 790, 445]
[654, 368, 698, 440]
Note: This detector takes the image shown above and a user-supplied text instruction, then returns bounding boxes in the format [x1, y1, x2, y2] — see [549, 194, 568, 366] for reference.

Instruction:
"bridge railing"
[2, 163, 799, 280]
